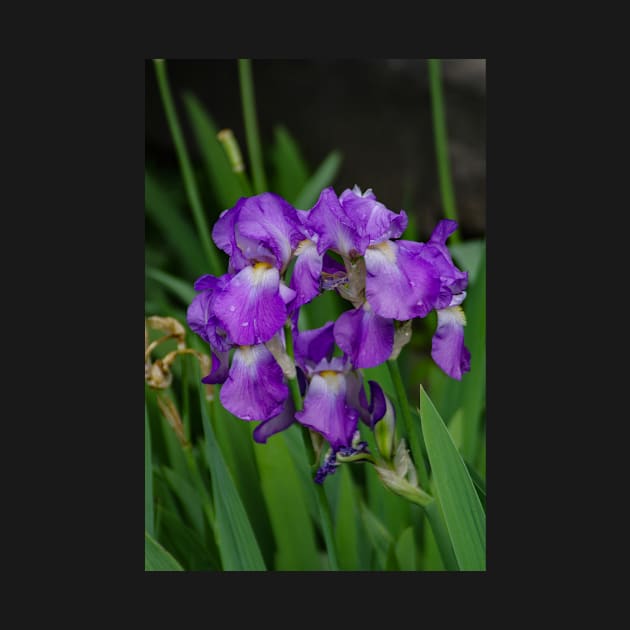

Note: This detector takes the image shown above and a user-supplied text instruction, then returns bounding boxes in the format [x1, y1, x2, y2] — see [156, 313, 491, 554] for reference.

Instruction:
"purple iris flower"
[211, 193, 302, 345]
[187, 273, 291, 426]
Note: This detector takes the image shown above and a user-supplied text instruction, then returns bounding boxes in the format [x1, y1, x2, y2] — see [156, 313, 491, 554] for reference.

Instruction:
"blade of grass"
[460, 244, 486, 464]
[252, 430, 321, 570]
[162, 467, 205, 538]
[238, 59, 267, 193]
[270, 124, 310, 202]
[182, 92, 249, 209]
[334, 465, 368, 570]
[155, 505, 217, 571]
[359, 500, 394, 570]
[200, 387, 266, 570]
[420, 386, 486, 570]
[427, 58, 460, 241]
[387, 358, 429, 490]
[145, 531, 184, 571]
[146, 267, 196, 305]
[145, 169, 208, 278]
[395, 526, 417, 571]
[145, 404, 154, 537]
[294, 151, 342, 210]
[153, 59, 222, 275]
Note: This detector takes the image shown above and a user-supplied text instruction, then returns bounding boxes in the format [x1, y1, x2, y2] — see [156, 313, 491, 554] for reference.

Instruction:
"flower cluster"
[187, 187, 470, 481]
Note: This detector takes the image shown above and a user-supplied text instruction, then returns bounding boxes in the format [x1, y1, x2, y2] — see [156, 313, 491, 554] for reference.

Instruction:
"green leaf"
[146, 267, 196, 305]
[420, 386, 486, 570]
[334, 466, 368, 570]
[449, 239, 484, 284]
[360, 500, 395, 570]
[269, 125, 310, 202]
[162, 467, 205, 538]
[200, 392, 266, 570]
[294, 151, 342, 210]
[145, 405, 154, 537]
[182, 92, 248, 212]
[253, 431, 321, 570]
[145, 531, 184, 571]
[395, 526, 417, 571]
[145, 169, 208, 278]
[155, 506, 217, 571]
[460, 243, 486, 464]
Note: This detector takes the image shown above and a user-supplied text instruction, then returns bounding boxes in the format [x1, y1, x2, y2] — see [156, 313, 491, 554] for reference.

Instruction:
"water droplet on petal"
[229, 305, 236, 312]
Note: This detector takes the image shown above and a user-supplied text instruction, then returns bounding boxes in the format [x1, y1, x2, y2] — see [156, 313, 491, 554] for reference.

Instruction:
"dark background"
[145, 59, 485, 240]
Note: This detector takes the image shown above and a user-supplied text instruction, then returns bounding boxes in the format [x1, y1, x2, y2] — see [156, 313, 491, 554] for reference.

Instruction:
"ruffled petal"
[201, 350, 230, 385]
[306, 187, 368, 257]
[295, 371, 358, 450]
[213, 265, 287, 345]
[431, 306, 471, 380]
[364, 240, 441, 320]
[252, 396, 296, 443]
[294, 321, 335, 370]
[220, 344, 289, 420]
[289, 239, 323, 309]
[333, 305, 394, 368]
[186, 281, 232, 352]
[211, 204, 250, 272]
[339, 186, 408, 244]
[234, 193, 303, 271]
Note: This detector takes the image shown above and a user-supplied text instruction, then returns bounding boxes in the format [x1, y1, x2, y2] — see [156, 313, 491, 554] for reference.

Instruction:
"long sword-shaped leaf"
[145, 531, 184, 571]
[294, 151, 342, 210]
[182, 92, 248, 211]
[200, 389, 266, 570]
[145, 405, 154, 537]
[419, 386, 486, 570]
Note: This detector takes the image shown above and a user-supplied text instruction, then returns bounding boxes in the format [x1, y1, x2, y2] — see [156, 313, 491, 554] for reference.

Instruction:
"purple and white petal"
[306, 187, 368, 258]
[253, 396, 296, 443]
[431, 306, 471, 381]
[220, 344, 289, 420]
[201, 350, 230, 385]
[339, 186, 408, 245]
[234, 193, 303, 271]
[213, 264, 287, 345]
[333, 305, 394, 369]
[294, 321, 335, 370]
[295, 371, 358, 450]
[289, 239, 323, 309]
[364, 240, 441, 320]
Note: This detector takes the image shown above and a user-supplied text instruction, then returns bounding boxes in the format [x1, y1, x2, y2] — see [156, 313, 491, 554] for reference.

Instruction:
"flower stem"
[386, 358, 430, 489]
[238, 59, 268, 193]
[153, 59, 223, 275]
[284, 322, 340, 570]
[427, 59, 461, 243]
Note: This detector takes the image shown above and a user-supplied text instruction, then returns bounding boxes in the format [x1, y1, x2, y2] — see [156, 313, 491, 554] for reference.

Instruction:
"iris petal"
[295, 371, 358, 450]
[431, 306, 471, 380]
[220, 344, 288, 420]
[213, 265, 287, 346]
[333, 306, 394, 368]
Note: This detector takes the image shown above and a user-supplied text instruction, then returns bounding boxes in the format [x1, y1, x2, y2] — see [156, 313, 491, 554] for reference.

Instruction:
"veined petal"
[339, 186, 407, 244]
[220, 344, 289, 420]
[431, 306, 471, 380]
[306, 187, 368, 257]
[289, 239, 323, 309]
[294, 321, 335, 370]
[201, 350, 230, 385]
[295, 371, 358, 450]
[234, 193, 303, 270]
[364, 240, 441, 320]
[211, 204, 250, 272]
[334, 305, 394, 369]
[419, 220, 468, 294]
[252, 396, 296, 443]
[186, 277, 232, 352]
[213, 264, 287, 345]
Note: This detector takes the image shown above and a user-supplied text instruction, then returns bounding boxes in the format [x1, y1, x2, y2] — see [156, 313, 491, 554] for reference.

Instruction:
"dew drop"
[241, 321, 249, 326]
[229, 305, 236, 312]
